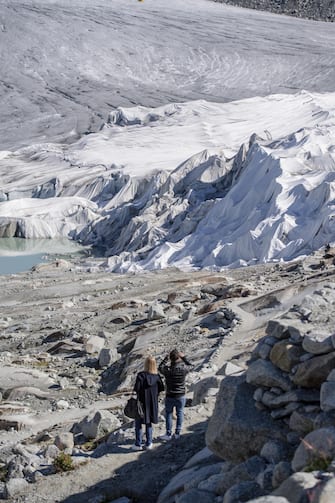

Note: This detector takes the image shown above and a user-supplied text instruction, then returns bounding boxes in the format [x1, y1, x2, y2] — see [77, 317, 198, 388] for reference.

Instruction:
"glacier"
[1, 0, 335, 271]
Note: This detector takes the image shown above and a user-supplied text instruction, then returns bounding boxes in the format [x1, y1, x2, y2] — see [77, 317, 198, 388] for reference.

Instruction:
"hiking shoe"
[145, 443, 153, 450]
[131, 444, 143, 451]
[160, 434, 172, 441]
[173, 434, 180, 439]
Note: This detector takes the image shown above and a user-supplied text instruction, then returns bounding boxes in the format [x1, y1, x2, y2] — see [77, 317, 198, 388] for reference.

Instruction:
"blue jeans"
[135, 418, 153, 446]
[165, 396, 186, 436]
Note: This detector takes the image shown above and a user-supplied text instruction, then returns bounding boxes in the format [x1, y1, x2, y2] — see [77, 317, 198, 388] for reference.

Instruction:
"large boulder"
[291, 427, 335, 472]
[246, 359, 291, 391]
[291, 352, 335, 388]
[269, 341, 304, 372]
[76, 410, 120, 440]
[302, 331, 335, 355]
[206, 375, 287, 463]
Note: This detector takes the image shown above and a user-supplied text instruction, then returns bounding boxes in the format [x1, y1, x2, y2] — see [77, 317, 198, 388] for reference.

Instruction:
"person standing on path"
[133, 355, 165, 451]
[158, 349, 193, 441]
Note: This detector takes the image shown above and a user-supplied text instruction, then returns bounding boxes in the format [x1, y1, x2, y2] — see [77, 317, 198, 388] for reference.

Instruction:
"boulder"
[216, 456, 266, 494]
[5, 478, 29, 499]
[269, 341, 304, 372]
[260, 440, 291, 464]
[148, 304, 165, 321]
[218, 361, 244, 376]
[246, 359, 291, 391]
[289, 410, 317, 434]
[84, 335, 105, 355]
[76, 410, 120, 440]
[271, 462, 292, 490]
[222, 480, 264, 503]
[291, 427, 335, 472]
[273, 472, 319, 502]
[266, 320, 305, 342]
[175, 489, 216, 503]
[302, 331, 334, 355]
[192, 376, 223, 405]
[157, 467, 206, 503]
[98, 348, 118, 368]
[291, 352, 335, 388]
[54, 432, 74, 451]
[206, 376, 287, 463]
[264, 389, 320, 409]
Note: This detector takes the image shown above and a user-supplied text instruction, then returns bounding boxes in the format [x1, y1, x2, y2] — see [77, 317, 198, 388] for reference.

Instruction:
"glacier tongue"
[1, 92, 335, 270]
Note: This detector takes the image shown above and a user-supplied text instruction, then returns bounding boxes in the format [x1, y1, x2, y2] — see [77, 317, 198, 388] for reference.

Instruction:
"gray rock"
[253, 387, 264, 402]
[183, 463, 224, 491]
[218, 361, 244, 376]
[198, 473, 223, 492]
[260, 440, 291, 464]
[269, 340, 304, 372]
[289, 410, 317, 434]
[54, 432, 74, 450]
[98, 347, 118, 368]
[77, 409, 120, 440]
[270, 389, 320, 408]
[302, 331, 334, 355]
[148, 304, 165, 320]
[222, 481, 264, 503]
[291, 427, 335, 472]
[266, 320, 304, 342]
[258, 342, 273, 360]
[313, 411, 335, 430]
[271, 461, 292, 489]
[176, 488, 217, 503]
[246, 359, 291, 391]
[182, 308, 196, 321]
[192, 376, 223, 405]
[248, 497, 289, 503]
[256, 466, 274, 492]
[320, 381, 335, 412]
[270, 402, 300, 419]
[216, 456, 266, 494]
[44, 444, 60, 460]
[5, 477, 29, 498]
[273, 472, 319, 502]
[206, 376, 287, 463]
[157, 467, 203, 503]
[184, 447, 222, 469]
[292, 352, 335, 388]
[84, 335, 105, 354]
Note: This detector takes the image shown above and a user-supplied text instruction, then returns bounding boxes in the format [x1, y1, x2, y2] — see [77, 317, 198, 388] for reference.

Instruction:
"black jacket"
[134, 371, 164, 424]
[158, 356, 193, 398]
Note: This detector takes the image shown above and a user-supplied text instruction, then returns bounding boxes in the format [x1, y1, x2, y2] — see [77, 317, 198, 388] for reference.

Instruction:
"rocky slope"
[0, 247, 335, 501]
[213, 0, 335, 21]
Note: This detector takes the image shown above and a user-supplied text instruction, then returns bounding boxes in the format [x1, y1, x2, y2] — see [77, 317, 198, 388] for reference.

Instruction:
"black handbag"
[124, 397, 144, 419]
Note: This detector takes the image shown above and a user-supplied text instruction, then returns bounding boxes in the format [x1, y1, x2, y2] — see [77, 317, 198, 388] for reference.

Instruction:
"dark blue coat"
[134, 371, 164, 424]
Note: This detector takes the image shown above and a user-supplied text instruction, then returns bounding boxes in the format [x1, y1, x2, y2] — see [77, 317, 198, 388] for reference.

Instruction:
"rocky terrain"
[0, 247, 334, 502]
[213, 0, 335, 21]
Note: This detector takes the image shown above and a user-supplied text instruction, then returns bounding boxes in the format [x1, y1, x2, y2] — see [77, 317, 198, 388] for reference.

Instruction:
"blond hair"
[144, 355, 157, 374]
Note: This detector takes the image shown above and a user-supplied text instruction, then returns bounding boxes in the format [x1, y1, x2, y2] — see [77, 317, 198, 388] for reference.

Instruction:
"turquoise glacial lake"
[0, 238, 88, 275]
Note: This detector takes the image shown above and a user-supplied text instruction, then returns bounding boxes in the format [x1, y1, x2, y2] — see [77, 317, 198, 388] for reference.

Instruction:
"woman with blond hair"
[133, 355, 164, 450]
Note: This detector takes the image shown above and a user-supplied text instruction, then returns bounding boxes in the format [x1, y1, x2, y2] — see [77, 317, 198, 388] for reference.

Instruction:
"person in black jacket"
[158, 349, 193, 440]
[133, 355, 165, 450]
